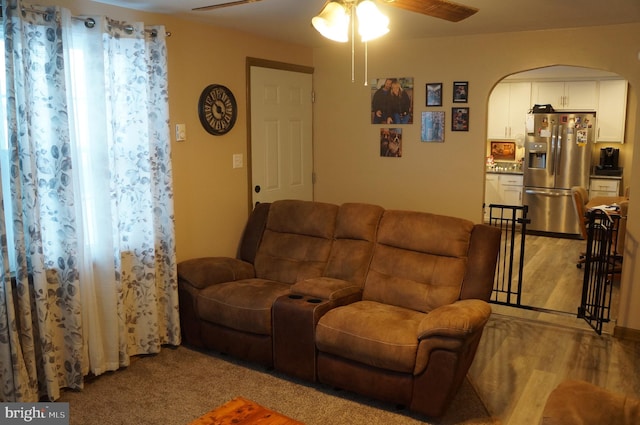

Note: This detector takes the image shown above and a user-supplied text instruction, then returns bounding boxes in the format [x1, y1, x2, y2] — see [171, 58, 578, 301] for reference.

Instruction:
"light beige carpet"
[58, 345, 499, 425]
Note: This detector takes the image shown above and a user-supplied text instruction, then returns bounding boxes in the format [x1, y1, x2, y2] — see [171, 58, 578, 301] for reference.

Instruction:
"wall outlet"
[233, 154, 243, 169]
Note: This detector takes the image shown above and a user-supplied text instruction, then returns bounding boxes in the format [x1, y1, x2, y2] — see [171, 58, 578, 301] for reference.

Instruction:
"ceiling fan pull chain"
[351, 4, 355, 83]
[364, 41, 368, 86]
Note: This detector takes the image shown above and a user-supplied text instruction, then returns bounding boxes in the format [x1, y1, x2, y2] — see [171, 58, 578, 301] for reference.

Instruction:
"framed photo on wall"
[380, 128, 402, 157]
[425, 83, 442, 106]
[453, 81, 468, 103]
[452, 107, 469, 131]
[421, 111, 445, 142]
[370, 77, 414, 124]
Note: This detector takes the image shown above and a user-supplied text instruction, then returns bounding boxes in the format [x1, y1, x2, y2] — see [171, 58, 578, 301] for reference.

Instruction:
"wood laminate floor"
[468, 233, 636, 425]
[491, 232, 620, 332]
[470, 314, 640, 425]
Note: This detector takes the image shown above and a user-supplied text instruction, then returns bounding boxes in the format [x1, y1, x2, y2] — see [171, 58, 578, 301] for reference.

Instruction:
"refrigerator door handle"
[525, 189, 567, 197]
[550, 124, 557, 176]
[556, 126, 563, 177]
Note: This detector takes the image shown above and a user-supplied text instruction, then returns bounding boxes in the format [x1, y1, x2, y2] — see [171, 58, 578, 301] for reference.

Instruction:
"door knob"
[254, 185, 261, 193]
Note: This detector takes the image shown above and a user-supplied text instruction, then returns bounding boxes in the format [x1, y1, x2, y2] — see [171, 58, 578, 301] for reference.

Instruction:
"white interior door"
[250, 66, 313, 205]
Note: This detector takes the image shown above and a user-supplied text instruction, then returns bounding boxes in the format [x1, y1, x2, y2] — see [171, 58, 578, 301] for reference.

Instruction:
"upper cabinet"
[531, 81, 598, 110]
[596, 79, 628, 143]
[490, 76, 628, 144]
[488, 82, 531, 139]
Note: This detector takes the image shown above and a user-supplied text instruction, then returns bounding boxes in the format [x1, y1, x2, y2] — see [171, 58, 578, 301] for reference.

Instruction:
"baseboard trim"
[613, 325, 640, 341]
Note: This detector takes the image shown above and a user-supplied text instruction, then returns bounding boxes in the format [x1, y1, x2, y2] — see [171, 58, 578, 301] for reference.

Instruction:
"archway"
[485, 65, 632, 331]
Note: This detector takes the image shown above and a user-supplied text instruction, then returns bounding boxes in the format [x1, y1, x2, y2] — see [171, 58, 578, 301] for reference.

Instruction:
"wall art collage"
[371, 78, 469, 157]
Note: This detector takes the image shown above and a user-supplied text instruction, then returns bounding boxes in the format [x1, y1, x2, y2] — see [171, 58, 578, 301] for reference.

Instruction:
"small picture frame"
[380, 128, 402, 157]
[490, 141, 516, 160]
[453, 81, 468, 103]
[421, 111, 445, 143]
[452, 107, 469, 131]
[425, 83, 442, 107]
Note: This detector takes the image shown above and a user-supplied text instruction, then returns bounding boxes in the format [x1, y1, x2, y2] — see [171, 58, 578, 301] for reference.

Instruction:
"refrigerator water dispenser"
[527, 142, 547, 169]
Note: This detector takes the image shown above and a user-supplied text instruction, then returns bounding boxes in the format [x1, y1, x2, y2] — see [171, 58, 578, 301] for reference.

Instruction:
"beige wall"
[312, 26, 637, 215]
[312, 24, 640, 331]
[29, 2, 640, 332]
[163, 25, 312, 262]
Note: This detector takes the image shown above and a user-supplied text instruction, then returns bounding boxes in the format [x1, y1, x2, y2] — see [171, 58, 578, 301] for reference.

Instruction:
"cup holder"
[306, 298, 322, 304]
[288, 294, 303, 300]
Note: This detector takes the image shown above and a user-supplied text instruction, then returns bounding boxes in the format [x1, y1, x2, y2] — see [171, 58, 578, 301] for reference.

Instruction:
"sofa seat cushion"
[315, 300, 425, 374]
[178, 257, 255, 290]
[197, 279, 290, 335]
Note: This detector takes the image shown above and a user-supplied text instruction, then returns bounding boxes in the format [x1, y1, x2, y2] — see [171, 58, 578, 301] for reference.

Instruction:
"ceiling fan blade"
[193, 0, 262, 12]
[383, 0, 478, 22]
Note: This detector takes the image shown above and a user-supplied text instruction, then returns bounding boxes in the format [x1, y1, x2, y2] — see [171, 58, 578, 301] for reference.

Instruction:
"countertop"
[486, 170, 523, 176]
[589, 174, 622, 180]
[486, 171, 619, 178]
[486, 170, 621, 179]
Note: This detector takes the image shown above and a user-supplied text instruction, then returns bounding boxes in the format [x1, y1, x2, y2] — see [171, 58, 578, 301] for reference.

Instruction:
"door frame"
[245, 57, 314, 213]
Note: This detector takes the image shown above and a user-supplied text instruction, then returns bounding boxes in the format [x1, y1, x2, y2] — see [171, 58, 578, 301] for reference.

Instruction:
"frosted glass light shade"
[312, 2, 350, 42]
[356, 0, 389, 42]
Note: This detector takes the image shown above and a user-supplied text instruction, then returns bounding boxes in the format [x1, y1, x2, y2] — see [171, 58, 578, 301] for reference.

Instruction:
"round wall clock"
[198, 84, 237, 136]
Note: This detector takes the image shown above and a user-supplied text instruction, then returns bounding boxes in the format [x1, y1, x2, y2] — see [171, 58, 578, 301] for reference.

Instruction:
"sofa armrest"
[417, 299, 491, 340]
[290, 277, 362, 301]
[177, 257, 255, 290]
[542, 380, 640, 425]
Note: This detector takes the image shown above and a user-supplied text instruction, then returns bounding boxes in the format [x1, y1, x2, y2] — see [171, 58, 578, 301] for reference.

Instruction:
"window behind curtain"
[0, 26, 16, 271]
[0, 27, 101, 270]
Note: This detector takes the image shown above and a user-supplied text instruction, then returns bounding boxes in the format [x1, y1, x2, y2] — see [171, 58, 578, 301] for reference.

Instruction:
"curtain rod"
[17, 6, 172, 37]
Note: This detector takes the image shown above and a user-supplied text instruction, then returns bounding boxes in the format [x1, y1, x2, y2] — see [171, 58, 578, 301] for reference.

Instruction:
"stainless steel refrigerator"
[523, 112, 595, 235]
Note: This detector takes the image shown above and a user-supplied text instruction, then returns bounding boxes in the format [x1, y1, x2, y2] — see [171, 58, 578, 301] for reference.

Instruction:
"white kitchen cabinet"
[531, 81, 597, 111]
[500, 174, 524, 206]
[596, 79, 627, 143]
[589, 178, 620, 199]
[484, 174, 501, 221]
[488, 82, 531, 139]
[484, 173, 523, 221]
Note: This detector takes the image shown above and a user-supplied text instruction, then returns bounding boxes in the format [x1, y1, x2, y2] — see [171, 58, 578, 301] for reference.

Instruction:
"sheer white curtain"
[0, 2, 179, 402]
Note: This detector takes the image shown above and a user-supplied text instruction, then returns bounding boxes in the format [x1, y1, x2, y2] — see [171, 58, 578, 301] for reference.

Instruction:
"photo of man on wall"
[371, 77, 414, 124]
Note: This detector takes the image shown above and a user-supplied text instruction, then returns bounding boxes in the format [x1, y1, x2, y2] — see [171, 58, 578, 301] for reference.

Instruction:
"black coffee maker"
[599, 147, 619, 169]
[595, 147, 621, 175]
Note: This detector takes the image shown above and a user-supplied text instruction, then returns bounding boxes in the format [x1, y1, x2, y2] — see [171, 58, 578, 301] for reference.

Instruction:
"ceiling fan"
[192, 0, 262, 12]
[192, 0, 479, 23]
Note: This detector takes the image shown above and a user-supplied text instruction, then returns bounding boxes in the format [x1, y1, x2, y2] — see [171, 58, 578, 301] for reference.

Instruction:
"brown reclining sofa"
[177, 200, 501, 418]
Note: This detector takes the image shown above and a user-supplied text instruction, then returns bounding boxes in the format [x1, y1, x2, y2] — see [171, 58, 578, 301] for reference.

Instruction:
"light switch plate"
[232, 154, 243, 169]
[176, 124, 186, 141]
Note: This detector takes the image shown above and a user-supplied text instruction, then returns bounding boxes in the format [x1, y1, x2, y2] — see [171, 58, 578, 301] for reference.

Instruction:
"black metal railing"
[578, 208, 621, 334]
[487, 204, 529, 307]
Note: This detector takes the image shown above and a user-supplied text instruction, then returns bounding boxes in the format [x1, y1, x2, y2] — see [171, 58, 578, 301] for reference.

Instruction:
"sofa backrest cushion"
[460, 223, 501, 301]
[254, 200, 338, 284]
[363, 210, 474, 313]
[322, 203, 384, 286]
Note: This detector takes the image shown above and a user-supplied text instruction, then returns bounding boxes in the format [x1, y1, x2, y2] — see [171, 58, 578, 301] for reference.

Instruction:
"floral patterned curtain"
[0, 2, 179, 402]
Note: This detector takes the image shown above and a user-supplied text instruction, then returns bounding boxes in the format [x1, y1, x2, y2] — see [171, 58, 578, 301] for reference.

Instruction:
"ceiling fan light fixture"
[312, 1, 350, 42]
[356, 0, 389, 41]
[312, 0, 392, 84]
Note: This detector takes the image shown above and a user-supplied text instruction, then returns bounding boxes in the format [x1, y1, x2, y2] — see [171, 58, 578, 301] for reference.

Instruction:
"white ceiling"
[93, 0, 640, 48]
